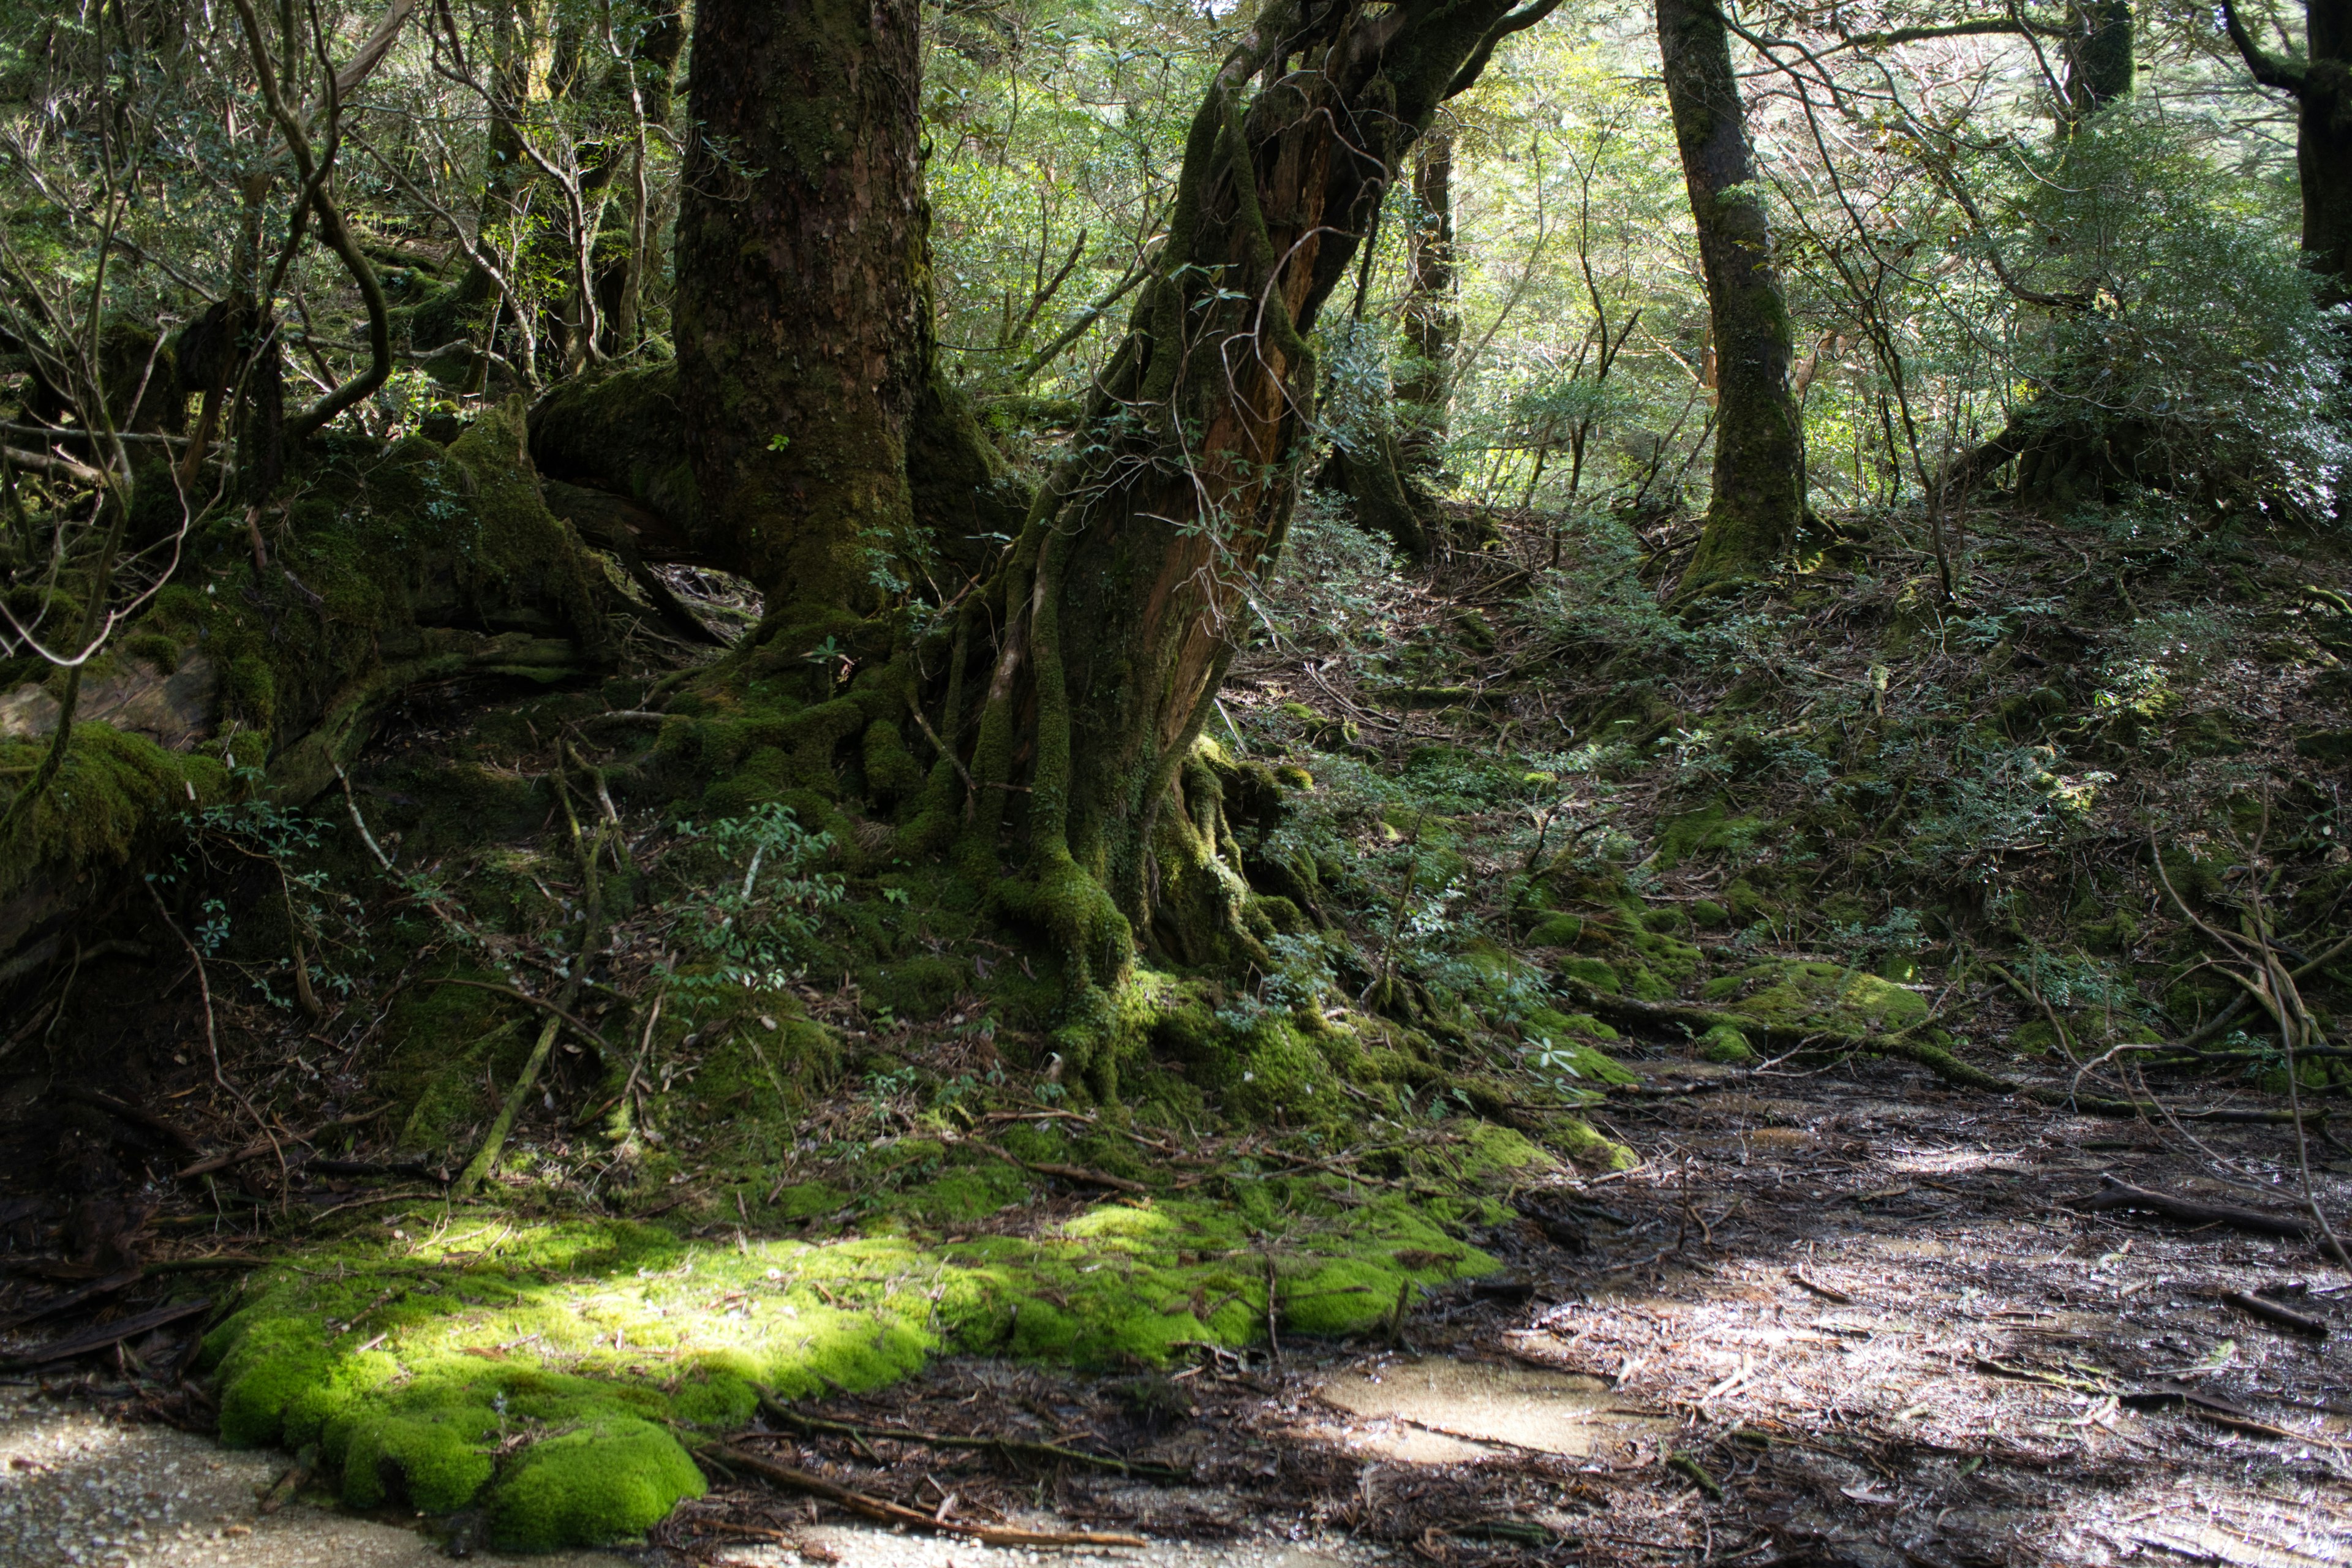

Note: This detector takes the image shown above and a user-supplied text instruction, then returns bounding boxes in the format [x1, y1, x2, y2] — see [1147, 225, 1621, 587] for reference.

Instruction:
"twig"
[705, 1445, 1146, 1548]
[1787, 1267, 1853, 1305]
[423, 978, 609, 1054]
[757, 1397, 1189, 1482]
[2077, 1175, 2310, 1239]
[145, 881, 279, 1177]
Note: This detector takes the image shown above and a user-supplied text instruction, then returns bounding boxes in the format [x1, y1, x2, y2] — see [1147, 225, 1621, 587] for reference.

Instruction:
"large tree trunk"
[1657, 0, 1804, 594]
[949, 0, 1557, 1072]
[2225, 0, 2352, 309]
[2059, 0, 2134, 124]
[671, 0, 929, 607]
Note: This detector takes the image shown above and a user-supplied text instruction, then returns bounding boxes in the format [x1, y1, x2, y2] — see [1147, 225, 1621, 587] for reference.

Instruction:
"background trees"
[0, 0, 2342, 1014]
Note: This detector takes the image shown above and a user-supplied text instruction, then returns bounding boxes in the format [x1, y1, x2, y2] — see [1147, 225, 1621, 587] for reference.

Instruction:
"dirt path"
[665, 1052, 2352, 1566]
[7, 1046, 2349, 1567]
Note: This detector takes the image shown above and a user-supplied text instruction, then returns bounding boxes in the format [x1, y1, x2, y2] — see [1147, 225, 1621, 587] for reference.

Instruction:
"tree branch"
[2220, 0, 2306, 91]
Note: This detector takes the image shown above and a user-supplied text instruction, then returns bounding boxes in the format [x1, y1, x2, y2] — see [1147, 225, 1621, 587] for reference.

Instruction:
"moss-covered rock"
[1697, 1023, 1755, 1063]
[1724, 961, 1929, 1035]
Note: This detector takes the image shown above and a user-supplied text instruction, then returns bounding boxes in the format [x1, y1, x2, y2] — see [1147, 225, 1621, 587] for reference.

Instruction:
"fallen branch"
[422, 977, 610, 1054]
[2218, 1289, 2329, 1338]
[53, 1087, 203, 1156]
[704, 1444, 1147, 1548]
[1, 1297, 211, 1368]
[962, 1137, 1147, 1194]
[1787, 1267, 1854, 1305]
[757, 1396, 1189, 1482]
[2077, 1176, 2310, 1239]
[1555, 978, 2319, 1122]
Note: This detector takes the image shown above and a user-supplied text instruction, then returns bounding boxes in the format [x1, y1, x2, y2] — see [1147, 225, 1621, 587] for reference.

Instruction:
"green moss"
[1527, 913, 1585, 946]
[1555, 956, 1621, 993]
[328, 1404, 498, 1512]
[1654, 802, 1768, 869]
[1725, 961, 1929, 1034]
[0, 726, 230, 925]
[1520, 1008, 1636, 1084]
[1697, 1023, 1755, 1063]
[200, 1168, 1506, 1540]
[1545, 1117, 1638, 1170]
[489, 1417, 707, 1550]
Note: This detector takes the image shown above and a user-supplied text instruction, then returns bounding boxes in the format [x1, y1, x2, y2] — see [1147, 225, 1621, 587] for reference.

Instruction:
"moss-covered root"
[1559, 974, 2293, 1122]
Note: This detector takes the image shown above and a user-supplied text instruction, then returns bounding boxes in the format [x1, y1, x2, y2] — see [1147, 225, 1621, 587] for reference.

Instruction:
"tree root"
[1555, 978, 2321, 1123]
[701, 1443, 1147, 1548]
[755, 1395, 1189, 1482]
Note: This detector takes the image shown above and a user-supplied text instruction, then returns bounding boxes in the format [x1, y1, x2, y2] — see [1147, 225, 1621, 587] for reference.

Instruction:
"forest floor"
[3, 493, 2351, 1564]
[2, 1041, 2343, 1567]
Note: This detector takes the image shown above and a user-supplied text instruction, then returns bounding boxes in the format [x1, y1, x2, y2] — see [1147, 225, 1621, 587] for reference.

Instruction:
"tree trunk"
[671, 0, 929, 608]
[2059, 0, 2134, 124]
[949, 0, 1558, 1076]
[1657, 0, 1804, 594]
[2225, 0, 2352, 309]
[1398, 123, 1458, 471]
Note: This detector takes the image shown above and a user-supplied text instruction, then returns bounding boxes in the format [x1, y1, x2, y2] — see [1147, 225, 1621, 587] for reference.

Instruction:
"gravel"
[0, 1386, 1395, 1568]
[0, 1384, 612, 1568]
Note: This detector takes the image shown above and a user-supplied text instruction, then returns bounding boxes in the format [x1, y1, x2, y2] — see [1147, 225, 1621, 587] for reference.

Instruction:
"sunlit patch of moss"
[200, 1170, 1503, 1547]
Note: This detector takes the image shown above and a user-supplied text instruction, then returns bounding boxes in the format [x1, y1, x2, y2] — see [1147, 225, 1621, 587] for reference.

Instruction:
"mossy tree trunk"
[673, 0, 1020, 606]
[951, 0, 1559, 1062]
[2059, 0, 2134, 124]
[1968, 0, 2139, 513]
[1320, 121, 1458, 561]
[1657, 0, 1804, 594]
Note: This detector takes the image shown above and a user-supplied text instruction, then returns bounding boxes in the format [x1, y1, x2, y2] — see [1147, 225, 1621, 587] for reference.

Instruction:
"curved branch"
[2220, 0, 2306, 91]
[1444, 0, 1565, 99]
[228, 0, 394, 445]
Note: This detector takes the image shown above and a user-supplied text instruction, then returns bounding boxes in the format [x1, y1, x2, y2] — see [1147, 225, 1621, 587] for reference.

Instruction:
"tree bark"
[2224, 0, 2352, 309]
[1398, 123, 1458, 470]
[948, 0, 1559, 1073]
[671, 0, 930, 606]
[1657, 0, 1804, 594]
[2060, 0, 2134, 124]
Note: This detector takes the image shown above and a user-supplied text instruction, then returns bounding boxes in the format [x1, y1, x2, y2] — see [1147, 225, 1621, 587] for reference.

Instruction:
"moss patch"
[201, 1163, 1502, 1547]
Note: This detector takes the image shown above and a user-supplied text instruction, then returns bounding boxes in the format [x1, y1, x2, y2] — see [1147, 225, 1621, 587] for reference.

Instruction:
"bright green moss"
[328, 1405, 499, 1512]
[488, 1417, 707, 1550]
[1556, 956, 1621, 993]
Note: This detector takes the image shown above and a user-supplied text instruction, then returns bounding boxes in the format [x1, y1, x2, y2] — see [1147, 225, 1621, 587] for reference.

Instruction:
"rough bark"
[950, 0, 1559, 1066]
[2060, 0, 2134, 124]
[1322, 432, 1432, 560]
[1657, 0, 1804, 594]
[671, 0, 929, 605]
[2223, 0, 2352, 309]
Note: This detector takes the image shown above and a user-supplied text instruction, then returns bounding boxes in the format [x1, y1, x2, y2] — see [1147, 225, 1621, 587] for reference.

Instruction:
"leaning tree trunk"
[951, 0, 1558, 1073]
[671, 0, 930, 607]
[1657, 0, 1804, 594]
[1318, 119, 1460, 562]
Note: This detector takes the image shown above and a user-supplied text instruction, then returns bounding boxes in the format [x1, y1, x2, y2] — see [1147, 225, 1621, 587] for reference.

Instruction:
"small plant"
[668, 804, 844, 1002]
